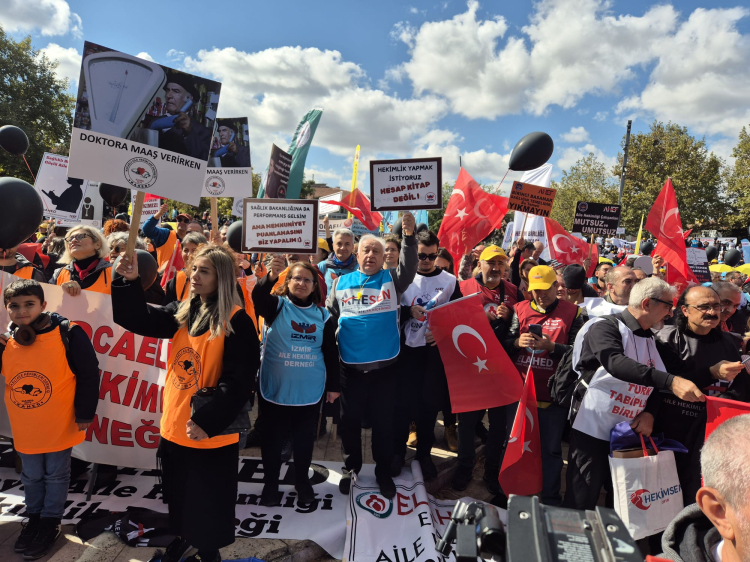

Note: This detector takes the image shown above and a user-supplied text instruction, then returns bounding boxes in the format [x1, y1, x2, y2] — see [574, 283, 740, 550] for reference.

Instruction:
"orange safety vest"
[57, 266, 112, 295]
[237, 277, 260, 336]
[162, 305, 243, 449]
[175, 270, 189, 302]
[12, 265, 34, 279]
[2, 324, 84, 454]
[156, 230, 178, 272]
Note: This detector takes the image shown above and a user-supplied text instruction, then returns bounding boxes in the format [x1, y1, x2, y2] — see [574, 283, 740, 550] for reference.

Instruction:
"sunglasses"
[66, 233, 91, 243]
[176, 217, 190, 223]
[418, 253, 438, 261]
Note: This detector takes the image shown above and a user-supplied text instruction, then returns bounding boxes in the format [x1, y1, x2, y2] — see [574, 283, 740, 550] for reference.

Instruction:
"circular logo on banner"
[172, 348, 202, 390]
[124, 157, 158, 189]
[295, 121, 312, 148]
[356, 492, 393, 518]
[630, 489, 650, 511]
[344, 218, 353, 227]
[9, 371, 52, 409]
[205, 175, 226, 196]
[484, 303, 499, 316]
[578, 202, 589, 212]
[425, 192, 436, 203]
[234, 198, 244, 217]
[303, 239, 312, 248]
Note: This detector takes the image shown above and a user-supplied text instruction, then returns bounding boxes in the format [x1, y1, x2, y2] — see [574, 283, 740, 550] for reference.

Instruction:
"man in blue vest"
[318, 228, 358, 293]
[327, 212, 417, 499]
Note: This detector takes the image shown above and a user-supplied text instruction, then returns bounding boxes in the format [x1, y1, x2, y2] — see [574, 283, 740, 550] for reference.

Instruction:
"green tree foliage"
[0, 27, 75, 182]
[550, 153, 619, 231]
[612, 121, 724, 233]
[725, 126, 750, 232]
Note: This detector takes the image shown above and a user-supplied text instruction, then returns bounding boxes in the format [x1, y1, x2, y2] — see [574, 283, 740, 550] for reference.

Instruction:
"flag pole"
[348, 145, 360, 220]
[126, 191, 145, 259]
[210, 197, 218, 241]
[587, 233, 595, 260]
[635, 214, 644, 254]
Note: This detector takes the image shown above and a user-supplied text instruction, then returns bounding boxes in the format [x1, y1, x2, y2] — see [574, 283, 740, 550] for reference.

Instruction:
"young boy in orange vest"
[1, 279, 100, 560]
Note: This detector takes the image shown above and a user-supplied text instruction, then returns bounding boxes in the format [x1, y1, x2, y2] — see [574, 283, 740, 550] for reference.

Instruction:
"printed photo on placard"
[34, 152, 90, 222]
[202, 117, 252, 197]
[262, 144, 292, 199]
[67, 41, 221, 206]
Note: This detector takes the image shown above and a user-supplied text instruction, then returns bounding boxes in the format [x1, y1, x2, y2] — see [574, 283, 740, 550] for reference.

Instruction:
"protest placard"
[507, 181, 556, 217]
[369, 157, 442, 212]
[572, 201, 622, 237]
[317, 216, 379, 238]
[67, 41, 221, 206]
[261, 144, 293, 199]
[80, 181, 104, 227]
[686, 247, 711, 283]
[242, 198, 318, 254]
[34, 153, 89, 222]
[319, 191, 344, 215]
[202, 117, 252, 197]
[130, 190, 162, 227]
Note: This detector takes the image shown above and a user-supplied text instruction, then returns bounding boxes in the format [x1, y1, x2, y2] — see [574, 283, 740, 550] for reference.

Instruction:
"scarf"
[331, 253, 355, 268]
[73, 256, 100, 280]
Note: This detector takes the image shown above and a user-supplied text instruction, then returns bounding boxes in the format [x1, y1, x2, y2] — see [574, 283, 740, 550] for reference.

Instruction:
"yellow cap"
[479, 245, 507, 262]
[527, 265, 557, 291]
[318, 238, 330, 253]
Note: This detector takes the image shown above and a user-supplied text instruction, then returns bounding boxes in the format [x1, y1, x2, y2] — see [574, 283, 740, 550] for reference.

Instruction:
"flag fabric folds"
[337, 188, 383, 231]
[544, 217, 598, 277]
[705, 396, 750, 442]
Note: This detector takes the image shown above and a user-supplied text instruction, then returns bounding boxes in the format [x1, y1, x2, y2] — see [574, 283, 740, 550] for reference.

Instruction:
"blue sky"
[3, 0, 749, 195]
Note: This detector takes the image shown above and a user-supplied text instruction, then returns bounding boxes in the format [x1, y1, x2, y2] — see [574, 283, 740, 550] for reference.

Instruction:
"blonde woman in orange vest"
[51, 225, 112, 296]
[112, 244, 258, 562]
[0, 245, 47, 282]
[162, 232, 206, 306]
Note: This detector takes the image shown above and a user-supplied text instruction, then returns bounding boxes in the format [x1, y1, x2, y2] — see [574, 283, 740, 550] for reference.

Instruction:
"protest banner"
[34, 153, 89, 222]
[686, 247, 711, 283]
[202, 117, 251, 197]
[507, 181, 556, 217]
[369, 157, 442, 212]
[318, 191, 345, 215]
[572, 201, 622, 237]
[260, 143, 293, 199]
[699, 238, 715, 247]
[0, 449, 346, 558]
[67, 41, 221, 206]
[510, 212, 550, 262]
[318, 216, 379, 238]
[241, 198, 319, 254]
[130, 190, 162, 227]
[80, 181, 104, 227]
[741, 239, 750, 264]
[718, 237, 738, 245]
[343, 461, 506, 562]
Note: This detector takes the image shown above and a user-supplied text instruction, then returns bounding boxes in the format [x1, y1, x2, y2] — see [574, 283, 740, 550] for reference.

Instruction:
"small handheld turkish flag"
[705, 396, 750, 442]
[499, 367, 542, 497]
[426, 293, 523, 413]
[337, 188, 383, 231]
[544, 217, 598, 277]
[160, 239, 184, 289]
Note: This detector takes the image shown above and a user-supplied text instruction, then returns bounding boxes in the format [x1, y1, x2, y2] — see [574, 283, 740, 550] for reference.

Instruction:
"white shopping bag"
[609, 434, 684, 540]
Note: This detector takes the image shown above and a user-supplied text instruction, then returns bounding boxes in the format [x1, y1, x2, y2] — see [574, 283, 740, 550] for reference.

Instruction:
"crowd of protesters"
[1, 208, 750, 561]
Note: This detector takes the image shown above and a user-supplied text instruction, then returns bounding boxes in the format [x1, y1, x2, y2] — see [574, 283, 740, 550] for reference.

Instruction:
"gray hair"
[59, 224, 110, 264]
[701, 414, 750, 508]
[333, 228, 354, 241]
[628, 277, 675, 309]
[713, 280, 741, 295]
[605, 265, 632, 285]
[107, 232, 146, 251]
[358, 234, 385, 251]
[182, 232, 208, 247]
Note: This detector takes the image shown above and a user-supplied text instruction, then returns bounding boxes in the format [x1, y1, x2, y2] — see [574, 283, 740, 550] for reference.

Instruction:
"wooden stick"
[519, 213, 529, 242]
[125, 191, 145, 259]
[210, 197, 218, 239]
[587, 233, 595, 260]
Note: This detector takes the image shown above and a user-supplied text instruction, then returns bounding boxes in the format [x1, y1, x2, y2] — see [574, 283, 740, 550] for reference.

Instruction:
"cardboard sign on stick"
[34, 153, 89, 222]
[241, 198, 318, 254]
[572, 201, 622, 237]
[202, 117, 251, 197]
[507, 181, 556, 217]
[369, 157, 442, 212]
[67, 41, 222, 206]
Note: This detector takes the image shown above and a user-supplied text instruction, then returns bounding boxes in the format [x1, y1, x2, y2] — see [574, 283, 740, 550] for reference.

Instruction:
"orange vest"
[156, 230, 178, 271]
[162, 305, 242, 449]
[2, 325, 84, 454]
[237, 277, 260, 336]
[12, 265, 34, 279]
[57, 266, 112, 295]
[175, 270, 189, 302]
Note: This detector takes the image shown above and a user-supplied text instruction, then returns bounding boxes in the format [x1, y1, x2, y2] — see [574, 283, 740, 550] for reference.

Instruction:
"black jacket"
[111, 276, 258, 438]
[0, 253, 46, 283]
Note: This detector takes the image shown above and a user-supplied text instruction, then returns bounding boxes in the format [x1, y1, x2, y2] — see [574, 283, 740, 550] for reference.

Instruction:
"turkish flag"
[499, 368, 542, 496]
[337, 188, 383, 231]
[426, 293, 523, 413]
[705, 396, 750, 442]
[437, 168, 509, 266]
[645, 179, 697, 283]
[544, 218, 598, 277]
[161, 239, 185, 289]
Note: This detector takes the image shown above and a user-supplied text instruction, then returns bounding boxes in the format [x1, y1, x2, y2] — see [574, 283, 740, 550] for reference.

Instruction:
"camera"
[436, 495, 642, 562]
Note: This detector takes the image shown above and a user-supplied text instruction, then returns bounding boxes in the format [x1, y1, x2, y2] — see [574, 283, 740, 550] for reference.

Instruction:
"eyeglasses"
[685, 303, 722, 313]
[650, 297, 673, 307]
[720, 301, 740, 311]
[290, 276, 314, 285]
[418, 253, 438, 261]
[112, 246, 124, 254]
[66, 233, 91, 243]
[176, 217, 190, 223]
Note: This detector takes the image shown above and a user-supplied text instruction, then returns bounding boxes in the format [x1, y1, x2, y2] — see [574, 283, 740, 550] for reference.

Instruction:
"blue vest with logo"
[260, 297, 329, 406]
[318, 260, 359, 294]
[335, 269, 400, 366]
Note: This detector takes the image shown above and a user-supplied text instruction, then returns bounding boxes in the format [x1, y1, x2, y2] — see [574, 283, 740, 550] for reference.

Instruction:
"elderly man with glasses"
[654, 285, 749, 504]
[713, 280, 749, 337]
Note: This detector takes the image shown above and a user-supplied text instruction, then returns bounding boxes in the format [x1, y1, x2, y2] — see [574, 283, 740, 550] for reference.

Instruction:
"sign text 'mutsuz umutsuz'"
[572, 201, 622, 237]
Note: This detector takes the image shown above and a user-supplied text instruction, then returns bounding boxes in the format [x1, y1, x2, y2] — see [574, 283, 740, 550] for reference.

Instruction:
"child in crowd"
[0, 279, 99, 560]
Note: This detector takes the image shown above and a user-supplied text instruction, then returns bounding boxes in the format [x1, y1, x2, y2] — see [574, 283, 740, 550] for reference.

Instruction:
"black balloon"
[0, 125, 30, 156]
[226, 221, 243, 253]
[112, 249, 158, 290]
[99, 183, 129, 207]
[640, 240, 654, 256]
[508, 132, 554, 172]
[724, 248, 741, 267]
[416, 223, 429, 233]
[0, 177, 44, 250]
[705, 245, 718, 262]
[392, 218, 403, 237]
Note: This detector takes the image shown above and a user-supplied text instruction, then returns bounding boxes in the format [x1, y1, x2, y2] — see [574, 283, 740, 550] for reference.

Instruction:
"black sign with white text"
[572, 201, 621, 237]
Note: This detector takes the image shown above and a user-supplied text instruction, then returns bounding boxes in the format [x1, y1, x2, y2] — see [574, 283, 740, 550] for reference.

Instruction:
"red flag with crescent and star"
[160, 239, 184, 289]
[544, 217, 598, 277]
[426, 293, 523, 413]
[645, 178, 697, 283]
[499, 367, 542, 496]
[437, 168, 509, 266]
[336, 188, 383, 231]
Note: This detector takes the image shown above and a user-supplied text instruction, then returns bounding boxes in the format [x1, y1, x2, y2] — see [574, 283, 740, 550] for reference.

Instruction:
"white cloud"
[594, 111, 608, 122]
[166, 49, 186, 61]
[37, 43, 80, 87]
[0, 0, 82, 37]
[410, 6, 419, 14]
[136, 52, 155, 62]
[390, 21, 417, 48]
[561, 126, 590, 143]
[556, 143, 616, 173]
